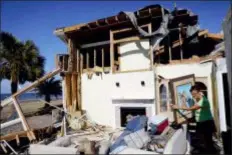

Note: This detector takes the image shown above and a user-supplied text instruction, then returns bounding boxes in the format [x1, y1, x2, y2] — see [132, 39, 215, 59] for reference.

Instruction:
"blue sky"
[1, 1, 230, 93]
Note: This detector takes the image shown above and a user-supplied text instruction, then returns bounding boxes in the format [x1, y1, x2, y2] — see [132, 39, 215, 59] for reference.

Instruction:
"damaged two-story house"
[54, 4, 227, 133]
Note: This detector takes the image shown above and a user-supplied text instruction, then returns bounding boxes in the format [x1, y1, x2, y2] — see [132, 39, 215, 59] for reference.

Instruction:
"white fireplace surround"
[112, 99, 155, 128]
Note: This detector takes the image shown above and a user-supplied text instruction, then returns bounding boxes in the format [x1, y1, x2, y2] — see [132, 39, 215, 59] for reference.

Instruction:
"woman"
[170, 84, 217, 153]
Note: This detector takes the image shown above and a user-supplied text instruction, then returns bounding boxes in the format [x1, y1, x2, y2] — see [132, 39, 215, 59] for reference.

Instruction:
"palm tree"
[36, 77, 62, 103]
[0, 31, 45, 94]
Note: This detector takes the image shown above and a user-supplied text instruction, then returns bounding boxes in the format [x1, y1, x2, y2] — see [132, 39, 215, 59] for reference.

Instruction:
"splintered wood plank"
[12, 97, 30, 131]
[27, 132, 33, 141]
[29, 130, 36, 141]
[72, 74, 77, 112]
[207, 33, 224, 40]
[0, 143, 7, 153]
[12, 68, 61, 98]
[16, 135, 20, 146]
[64, 75, 72, 111]
[77, 74, 82, 111]
[0, 131, 28, 141]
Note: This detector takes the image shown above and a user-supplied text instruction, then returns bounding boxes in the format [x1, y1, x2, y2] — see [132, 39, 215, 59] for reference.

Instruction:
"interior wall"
[81, 70, 155, 128]
[119, 39, 150, 71]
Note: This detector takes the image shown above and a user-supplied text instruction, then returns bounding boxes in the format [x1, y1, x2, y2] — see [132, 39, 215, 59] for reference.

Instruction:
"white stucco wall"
[119, 39, 150, 71]
[81, 71, 156, 128]
[154, 62, 215, 116]
[216, 58, 228, 132]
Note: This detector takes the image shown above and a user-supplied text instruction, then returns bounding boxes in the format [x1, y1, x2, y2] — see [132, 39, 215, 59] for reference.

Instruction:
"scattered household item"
[163, 125, 187, 154]
[124, 128, 150, 149]
[126, 115, 148, 132]
[148, 115, 168, 134]
[109, 116, 148, 153]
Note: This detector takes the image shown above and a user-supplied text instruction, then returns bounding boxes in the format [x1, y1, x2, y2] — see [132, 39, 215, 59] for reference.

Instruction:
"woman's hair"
[190, 84, 201, 92]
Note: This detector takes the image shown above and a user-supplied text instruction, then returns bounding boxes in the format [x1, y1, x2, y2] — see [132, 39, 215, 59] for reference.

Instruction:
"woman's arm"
[170, 103, 201, 111]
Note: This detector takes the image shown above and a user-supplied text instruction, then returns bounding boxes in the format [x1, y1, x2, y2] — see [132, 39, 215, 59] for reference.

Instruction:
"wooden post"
[110, 30, 114, 72]
[64, 75, 72, 111]
[78, 52, 82, 111]
[80, 53, 83, 74]
[0, 143, 7, 153]
[94, 48, 96, 67]
[77, 74, 81, 111]
[16, 134, 20, 146]
[86, 51, 89, 70]
[102, 48, 104, 71]
[71, 47, 78, 112]
[72, 74, 77, 112]
[117, 45, 120, 71]
[148, 23, 153, 70]
[179, 29, 183, 60]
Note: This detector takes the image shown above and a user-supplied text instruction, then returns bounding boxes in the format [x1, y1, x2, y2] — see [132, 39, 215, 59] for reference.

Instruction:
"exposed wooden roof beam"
[207, 33, 224, 40]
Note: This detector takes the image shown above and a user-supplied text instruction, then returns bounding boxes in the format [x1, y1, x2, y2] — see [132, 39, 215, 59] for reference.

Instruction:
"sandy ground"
[1, 99, 62, 120]
[1, 99, 62, 136]
[26, 114, 53, 129]
[1, 99, 62, 127]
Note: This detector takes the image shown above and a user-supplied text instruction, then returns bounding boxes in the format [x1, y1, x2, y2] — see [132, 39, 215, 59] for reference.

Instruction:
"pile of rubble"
[27, 114, 188, 154]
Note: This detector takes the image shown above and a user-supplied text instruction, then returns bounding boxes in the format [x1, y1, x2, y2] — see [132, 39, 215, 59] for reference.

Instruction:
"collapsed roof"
[54, 4, 223, 45]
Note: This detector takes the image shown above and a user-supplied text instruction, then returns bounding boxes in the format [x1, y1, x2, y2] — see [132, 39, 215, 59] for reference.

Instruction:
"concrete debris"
[96, 140, 111, 154]
[29, 144, 78, 154]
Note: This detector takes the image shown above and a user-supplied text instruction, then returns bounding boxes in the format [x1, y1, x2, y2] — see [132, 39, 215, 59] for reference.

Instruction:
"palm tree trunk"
[45, 94, 51, 103]
[11, 81, 18, 94]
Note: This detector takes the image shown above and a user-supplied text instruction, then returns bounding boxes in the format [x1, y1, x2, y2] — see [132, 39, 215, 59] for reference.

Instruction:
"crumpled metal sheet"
[121, 5, 200, 53]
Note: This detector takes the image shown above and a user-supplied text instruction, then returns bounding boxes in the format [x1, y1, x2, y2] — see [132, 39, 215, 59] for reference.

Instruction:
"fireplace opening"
[120, 107, 146, 127]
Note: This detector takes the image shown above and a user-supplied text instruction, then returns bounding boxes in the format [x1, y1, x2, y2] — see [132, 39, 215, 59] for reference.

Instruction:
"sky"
[0, 1, 230, 93]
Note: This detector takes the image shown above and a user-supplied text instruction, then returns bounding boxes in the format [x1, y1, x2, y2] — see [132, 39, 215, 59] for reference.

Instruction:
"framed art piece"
[170, 74, 195, 124]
